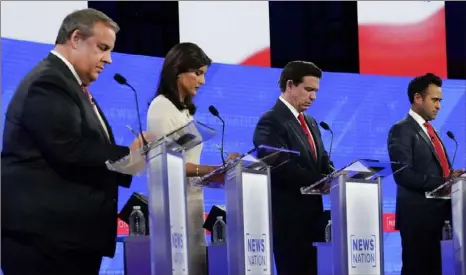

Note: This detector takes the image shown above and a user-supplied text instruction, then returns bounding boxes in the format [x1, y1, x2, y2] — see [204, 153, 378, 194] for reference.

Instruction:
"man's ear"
[69, 29, 83, 49]
[286, 80, 294, 90]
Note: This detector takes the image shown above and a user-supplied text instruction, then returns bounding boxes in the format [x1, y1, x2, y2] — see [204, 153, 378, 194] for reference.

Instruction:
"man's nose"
[103, 52, 112, 64]
[199, 75, 206, 85]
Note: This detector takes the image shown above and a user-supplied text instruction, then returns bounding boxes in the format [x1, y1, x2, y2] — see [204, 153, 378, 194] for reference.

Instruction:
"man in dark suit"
[253, 61, 333, 275]
[387, 73, 463, 275]
[1, 9, 149, 275]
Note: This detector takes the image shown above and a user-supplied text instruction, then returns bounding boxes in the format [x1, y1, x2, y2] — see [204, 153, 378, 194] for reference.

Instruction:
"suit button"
[113, 198, 117, 203]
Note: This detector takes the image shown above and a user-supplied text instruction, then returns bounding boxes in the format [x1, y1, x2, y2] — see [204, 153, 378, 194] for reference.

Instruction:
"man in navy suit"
[253, 61, 333, 275]
[387, 73, 463, 275]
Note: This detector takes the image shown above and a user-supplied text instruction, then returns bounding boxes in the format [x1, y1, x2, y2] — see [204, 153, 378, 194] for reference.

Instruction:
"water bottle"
[212, 216, 226, 244]
[129, 206, 146, 236]
[442, 221, 452, 240]
[325, 220, 332, 242]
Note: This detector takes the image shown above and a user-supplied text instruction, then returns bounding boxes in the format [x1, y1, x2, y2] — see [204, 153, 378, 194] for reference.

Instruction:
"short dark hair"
[154, 42, 212, 115]
[279, 61, 322, 92]
[55, 8, 119, 45]
[407, 73, 442, 103]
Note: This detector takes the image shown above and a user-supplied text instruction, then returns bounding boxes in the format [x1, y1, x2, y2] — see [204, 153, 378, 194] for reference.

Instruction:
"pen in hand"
[126, 125, 139, 137]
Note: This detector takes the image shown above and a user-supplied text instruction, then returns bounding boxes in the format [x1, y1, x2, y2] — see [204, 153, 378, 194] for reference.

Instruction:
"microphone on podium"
[113, 73, 148, 146]
[319, 121, 334, 160]
[319, 121, 335, 173]
[209, 105, 226, 165]
[446, 130, 458, 167]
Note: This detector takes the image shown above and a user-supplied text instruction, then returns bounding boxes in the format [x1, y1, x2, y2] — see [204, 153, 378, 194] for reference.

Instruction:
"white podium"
[106, 120, 216, 275]
[301, 159, 407, 275]
[426, 172, 466, 275]
[193, 145, 299, 275]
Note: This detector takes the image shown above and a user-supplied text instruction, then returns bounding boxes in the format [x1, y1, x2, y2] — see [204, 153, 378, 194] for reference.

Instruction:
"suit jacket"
[1, 53, 132, 257]
[253, 99, 332, 237]
[387, 115, 452, 231]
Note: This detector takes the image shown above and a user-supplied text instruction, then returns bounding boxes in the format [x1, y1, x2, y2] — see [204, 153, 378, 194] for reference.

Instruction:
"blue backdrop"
[2, 38, 465, 275]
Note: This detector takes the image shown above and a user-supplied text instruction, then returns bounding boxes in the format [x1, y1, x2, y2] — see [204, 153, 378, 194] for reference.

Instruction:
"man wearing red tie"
[1, 8, 149, 275]
[387, 73, 463, 275]
[253, 61, 333, 275]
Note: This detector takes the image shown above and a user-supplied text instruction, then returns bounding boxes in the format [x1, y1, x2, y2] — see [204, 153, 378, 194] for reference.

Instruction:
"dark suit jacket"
[253, 99, 332, 239]
[1, 53, 132, 257]
[387, 115, 452, 231]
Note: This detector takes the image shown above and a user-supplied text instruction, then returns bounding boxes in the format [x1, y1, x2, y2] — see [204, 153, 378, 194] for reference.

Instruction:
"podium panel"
[193, 145, 298, 275]
[226, 168, 273, 275]
[107, 120, 217, 275]
[338, 178, 383, 275]
[451, 178, 465, 275]
[146, 143, 189, 275]
[426, 173, 466, 275]
[302, 159, 405, 275]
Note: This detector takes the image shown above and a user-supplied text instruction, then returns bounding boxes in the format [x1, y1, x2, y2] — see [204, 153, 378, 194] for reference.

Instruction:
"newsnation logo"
[350, 235, 377, 268]
[246, 233, 268, 272]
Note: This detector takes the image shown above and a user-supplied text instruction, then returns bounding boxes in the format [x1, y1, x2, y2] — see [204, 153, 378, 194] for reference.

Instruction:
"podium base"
[207, 244, 228, 275]
[124, 236, 150, 275]
[441, 240, 454, 275]
[314, 242, 333, 275]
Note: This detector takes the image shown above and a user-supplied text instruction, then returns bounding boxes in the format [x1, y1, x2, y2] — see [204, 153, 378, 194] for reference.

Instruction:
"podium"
[106, 120, 216, 275]
[301, 159, 407, 275]
[192, 145, 299, 275]
[425, 172, 466, 275]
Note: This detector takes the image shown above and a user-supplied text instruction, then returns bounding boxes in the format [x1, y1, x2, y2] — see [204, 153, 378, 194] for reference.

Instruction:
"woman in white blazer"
[147, 42, 236, 274]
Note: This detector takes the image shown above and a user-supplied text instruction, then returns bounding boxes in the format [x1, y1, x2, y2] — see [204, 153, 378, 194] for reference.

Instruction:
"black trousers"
[273, 233, 318, 275]
[1, 230, 102, 275]
[272, 214, 320, 275]
[400, 225, 443, 275]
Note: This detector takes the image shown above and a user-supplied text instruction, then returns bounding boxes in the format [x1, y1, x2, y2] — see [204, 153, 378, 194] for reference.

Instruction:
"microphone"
[113, 73, 148, 146]
[447, 130, 458, 167]
[319, 121, 334, 161]
[208, 105, 226, 165]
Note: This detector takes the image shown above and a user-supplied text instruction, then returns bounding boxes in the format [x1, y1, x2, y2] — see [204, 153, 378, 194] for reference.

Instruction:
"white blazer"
[146, 94, 203, 165]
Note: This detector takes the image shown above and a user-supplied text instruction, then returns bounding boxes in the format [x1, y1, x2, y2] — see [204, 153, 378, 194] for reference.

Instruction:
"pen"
[126, 125, 139, 137]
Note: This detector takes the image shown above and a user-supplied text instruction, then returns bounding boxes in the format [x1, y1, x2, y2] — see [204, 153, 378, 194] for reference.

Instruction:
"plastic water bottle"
[442, 221, 452, 240]
[212, 216, 226, 244]
[325, 220, 332, 242]
[129, 206, 146, 236]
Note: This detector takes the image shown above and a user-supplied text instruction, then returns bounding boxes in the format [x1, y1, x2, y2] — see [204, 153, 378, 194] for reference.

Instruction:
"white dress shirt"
[408, 109, 429, 137]
[50, 50, 110, 140]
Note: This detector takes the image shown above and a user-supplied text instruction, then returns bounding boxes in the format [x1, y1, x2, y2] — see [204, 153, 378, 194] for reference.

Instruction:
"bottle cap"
[216, 216, 223, 220]
[133, 206, 141, 210]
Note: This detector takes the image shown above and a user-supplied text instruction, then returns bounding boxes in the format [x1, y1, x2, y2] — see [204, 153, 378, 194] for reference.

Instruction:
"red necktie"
[81, 85, 110, 141]
[424, 122, 450, 178]
[81, 85, 94, 105]
[297, 113, 317, 160]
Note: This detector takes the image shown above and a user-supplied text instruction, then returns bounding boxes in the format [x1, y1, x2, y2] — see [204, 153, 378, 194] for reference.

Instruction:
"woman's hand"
[205, 171, 225, 185]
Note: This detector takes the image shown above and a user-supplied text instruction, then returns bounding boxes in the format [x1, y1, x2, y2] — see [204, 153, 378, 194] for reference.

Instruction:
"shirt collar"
[279, 96, 301, 118]
[409, 109, 427, 127]
[50, 50, 82, 86]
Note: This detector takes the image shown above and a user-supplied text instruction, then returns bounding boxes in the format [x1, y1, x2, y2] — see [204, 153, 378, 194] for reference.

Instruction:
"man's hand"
[129, 132, 155, 151]
[226, 152, 241, 162]
[451, 168, 466, 178]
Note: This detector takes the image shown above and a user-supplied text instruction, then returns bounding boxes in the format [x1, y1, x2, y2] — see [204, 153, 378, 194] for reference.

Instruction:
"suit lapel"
[46, 54, 112, 145]
[407, 115, 441, 165]
[92, 99, 115, 144]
